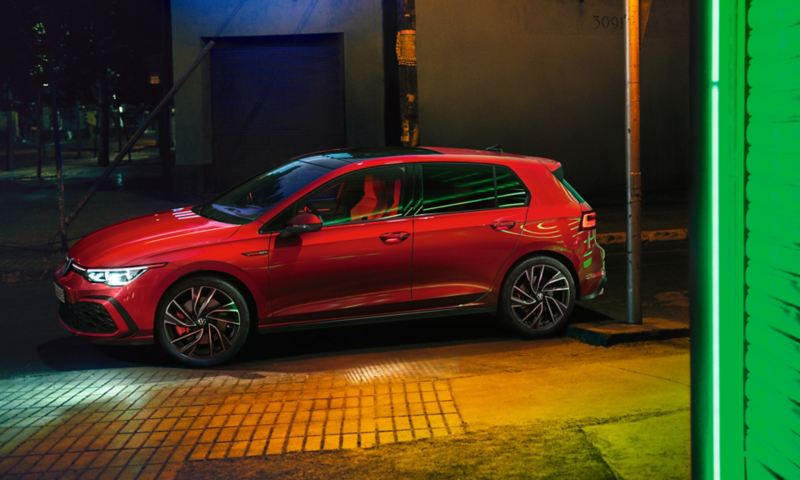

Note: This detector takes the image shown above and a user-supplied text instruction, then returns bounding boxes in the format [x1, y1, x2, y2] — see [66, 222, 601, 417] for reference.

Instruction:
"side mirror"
[280, 212, 323, 238]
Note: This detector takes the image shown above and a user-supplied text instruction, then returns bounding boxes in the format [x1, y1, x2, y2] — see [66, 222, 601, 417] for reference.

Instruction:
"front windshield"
[194, 160, 331, 224]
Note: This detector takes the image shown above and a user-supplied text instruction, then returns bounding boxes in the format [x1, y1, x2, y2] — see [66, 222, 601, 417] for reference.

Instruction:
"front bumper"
[55, 290, 140, 340]
[53, 264, 158, 343]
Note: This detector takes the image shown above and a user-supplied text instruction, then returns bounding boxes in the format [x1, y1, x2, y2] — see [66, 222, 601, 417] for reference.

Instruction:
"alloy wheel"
[163, 286, 241, 359]
[509, 263, 572, 331]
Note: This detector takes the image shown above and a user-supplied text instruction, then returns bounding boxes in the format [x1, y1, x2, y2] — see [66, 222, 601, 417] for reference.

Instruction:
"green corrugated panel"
[745, 1, 800, 478]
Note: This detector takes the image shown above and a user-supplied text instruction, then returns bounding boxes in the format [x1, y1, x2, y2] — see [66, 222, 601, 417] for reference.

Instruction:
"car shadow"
[35, 305, 612, 373]
[238, 313, 505, 363]
[36, 336, 170, 372]
[571, 304, 618, 324]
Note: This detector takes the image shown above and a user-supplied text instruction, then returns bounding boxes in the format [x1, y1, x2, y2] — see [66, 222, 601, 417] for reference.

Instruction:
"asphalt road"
[0, 241, 688, 379]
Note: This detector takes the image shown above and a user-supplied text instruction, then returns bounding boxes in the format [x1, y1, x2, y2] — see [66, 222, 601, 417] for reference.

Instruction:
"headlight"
[85, 267, 149, 286]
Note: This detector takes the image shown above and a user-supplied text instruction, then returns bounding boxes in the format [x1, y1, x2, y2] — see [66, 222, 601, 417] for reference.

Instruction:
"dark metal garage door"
[209, 34, 346, 190]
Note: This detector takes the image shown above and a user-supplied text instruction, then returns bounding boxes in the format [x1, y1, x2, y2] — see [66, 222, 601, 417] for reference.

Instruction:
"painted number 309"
[594, 15, 624, 29]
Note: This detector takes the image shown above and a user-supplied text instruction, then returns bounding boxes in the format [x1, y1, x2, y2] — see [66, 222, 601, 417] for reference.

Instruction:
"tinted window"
[495, 166, 529, 207]
[421, 164, 496, 214]
[560, 178, 585, 203]
[294, 166, 407, 226]
[195, 160, 331, 224]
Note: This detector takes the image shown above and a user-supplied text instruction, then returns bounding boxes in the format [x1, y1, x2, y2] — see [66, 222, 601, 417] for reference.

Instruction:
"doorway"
[209, 34, 346, 190]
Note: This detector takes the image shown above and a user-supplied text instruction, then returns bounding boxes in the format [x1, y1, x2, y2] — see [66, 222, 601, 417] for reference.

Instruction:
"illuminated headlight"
[85, 267, 149, 286]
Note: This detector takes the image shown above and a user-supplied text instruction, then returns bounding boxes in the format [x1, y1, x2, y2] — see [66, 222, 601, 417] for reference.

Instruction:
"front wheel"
[499, 256, 576, 337]
[156, 276, 251, 367]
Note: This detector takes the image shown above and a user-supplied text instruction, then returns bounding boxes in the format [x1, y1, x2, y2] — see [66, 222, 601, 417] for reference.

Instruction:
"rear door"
[410, 163, 529, 307]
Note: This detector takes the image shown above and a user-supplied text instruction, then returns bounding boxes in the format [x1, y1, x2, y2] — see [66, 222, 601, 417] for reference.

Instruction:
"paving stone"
[0, 369, 467, 477]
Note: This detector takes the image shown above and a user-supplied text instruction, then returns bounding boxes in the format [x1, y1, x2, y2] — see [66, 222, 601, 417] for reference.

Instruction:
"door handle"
[490, 220, 516, 231]
[379, 231, 410, 244]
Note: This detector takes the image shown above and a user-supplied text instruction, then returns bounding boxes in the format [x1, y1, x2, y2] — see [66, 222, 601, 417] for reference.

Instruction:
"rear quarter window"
[559, 178, 586, 204]
[495, 165, 530, 207]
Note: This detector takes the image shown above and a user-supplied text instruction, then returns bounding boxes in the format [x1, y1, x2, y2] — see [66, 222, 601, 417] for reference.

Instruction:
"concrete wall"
[171, 0, 385, 192]
[415, 0, 690, 200]
[171, 0, 690, 199]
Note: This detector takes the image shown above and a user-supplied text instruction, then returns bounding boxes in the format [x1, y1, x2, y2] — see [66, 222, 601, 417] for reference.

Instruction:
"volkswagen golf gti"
[54, 147, 606, 366]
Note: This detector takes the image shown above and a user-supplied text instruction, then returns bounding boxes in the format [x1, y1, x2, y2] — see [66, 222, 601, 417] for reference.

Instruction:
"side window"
[421, 164, 496, 214]
[297, 166, 407, 226]
[495, 165, 530, 207]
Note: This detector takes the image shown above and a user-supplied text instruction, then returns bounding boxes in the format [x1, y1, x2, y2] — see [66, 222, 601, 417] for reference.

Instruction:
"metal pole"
[98, 74, 110, 166]
[625, 0, 642, 324]
[51, 84, 67, 251]
[64, 40, 216, 229]
[37, 88, 44, 179]
[4, 86, 14, 171]
[75, 102, 83, 159]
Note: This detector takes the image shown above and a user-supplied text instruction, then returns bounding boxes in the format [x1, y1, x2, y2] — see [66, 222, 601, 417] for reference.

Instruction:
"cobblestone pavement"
[0, 322, 695, 480]
[0, 335, 691, 480]
[0, 366, 468, 479]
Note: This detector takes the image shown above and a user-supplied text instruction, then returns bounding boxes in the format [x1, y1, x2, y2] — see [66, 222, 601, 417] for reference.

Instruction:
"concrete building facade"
[171, 0, 385, 192]
[171, 0, 690, 199]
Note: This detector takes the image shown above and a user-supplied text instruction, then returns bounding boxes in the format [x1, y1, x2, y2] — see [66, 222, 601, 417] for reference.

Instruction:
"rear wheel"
[499, 256, 576, 337]
[156, 276, 250, 367]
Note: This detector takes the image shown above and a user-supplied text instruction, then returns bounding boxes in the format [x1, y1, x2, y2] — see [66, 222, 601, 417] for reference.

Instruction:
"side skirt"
[257, 305, 496, 334]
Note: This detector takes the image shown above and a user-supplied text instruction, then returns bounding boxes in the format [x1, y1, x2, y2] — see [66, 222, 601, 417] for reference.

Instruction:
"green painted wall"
[744, 2, 800, 478]
[694, 1, 800, 478]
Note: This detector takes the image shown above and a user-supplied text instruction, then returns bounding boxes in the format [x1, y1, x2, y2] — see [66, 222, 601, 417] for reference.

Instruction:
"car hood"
[69, 207, 241, 267]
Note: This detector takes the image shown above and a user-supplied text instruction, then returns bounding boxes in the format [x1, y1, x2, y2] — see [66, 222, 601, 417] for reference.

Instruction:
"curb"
[566, 318, 690, 346]
[597, 228, 687, 245]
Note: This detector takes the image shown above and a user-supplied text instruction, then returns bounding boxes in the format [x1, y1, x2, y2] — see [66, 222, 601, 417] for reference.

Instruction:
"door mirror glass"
[281, 212, 323, 237]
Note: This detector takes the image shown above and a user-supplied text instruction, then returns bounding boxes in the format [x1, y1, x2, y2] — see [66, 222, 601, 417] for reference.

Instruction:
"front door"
[267, 166, 413, 322]
[411, 163, 530, 307]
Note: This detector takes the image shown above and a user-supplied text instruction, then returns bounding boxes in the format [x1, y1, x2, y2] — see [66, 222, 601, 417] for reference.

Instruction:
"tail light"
[580, 211, 597, 230]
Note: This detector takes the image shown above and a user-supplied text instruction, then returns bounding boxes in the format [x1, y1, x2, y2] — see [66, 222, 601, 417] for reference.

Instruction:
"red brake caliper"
[175, 310, 189, 336]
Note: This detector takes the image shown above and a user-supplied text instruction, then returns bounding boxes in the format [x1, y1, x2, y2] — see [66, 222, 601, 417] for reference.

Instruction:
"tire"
[499, 255, 576, 337]
[156, 275, 251, 367]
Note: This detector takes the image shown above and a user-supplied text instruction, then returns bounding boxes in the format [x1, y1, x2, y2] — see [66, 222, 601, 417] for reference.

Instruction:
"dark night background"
[0, 0, 167, 102]
[0, 0, 171, 170]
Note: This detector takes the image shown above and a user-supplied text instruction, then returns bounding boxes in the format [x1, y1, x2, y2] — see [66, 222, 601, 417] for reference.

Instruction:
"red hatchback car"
[55, 147, 605, 366]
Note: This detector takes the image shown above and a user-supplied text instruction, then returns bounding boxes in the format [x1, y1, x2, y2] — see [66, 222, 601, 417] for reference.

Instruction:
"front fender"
[138, 236, 272, 330]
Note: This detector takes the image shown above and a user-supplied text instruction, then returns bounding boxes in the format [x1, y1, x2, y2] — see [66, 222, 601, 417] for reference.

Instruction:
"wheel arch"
[499, 249, 581, 299]
[154, 269, 261, 335]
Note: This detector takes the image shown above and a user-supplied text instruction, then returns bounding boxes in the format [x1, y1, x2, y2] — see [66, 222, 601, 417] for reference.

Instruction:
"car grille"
[59, 302, 117, 334]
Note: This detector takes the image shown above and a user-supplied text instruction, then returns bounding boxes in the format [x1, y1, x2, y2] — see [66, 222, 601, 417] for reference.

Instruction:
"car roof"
[300, 146, 561, 172]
